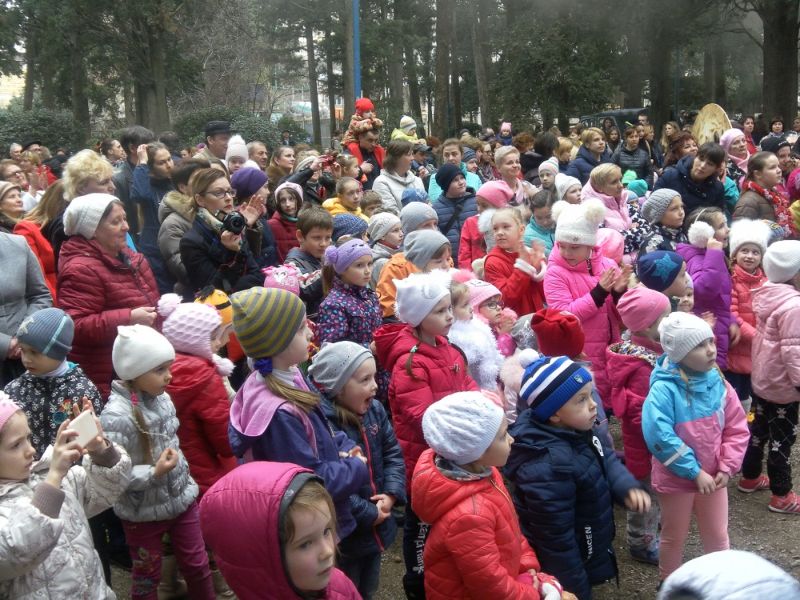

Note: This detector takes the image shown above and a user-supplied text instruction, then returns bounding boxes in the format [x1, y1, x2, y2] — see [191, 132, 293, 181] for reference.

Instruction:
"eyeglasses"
[482, 300, 505, 310]
[205, 188, 236, 200]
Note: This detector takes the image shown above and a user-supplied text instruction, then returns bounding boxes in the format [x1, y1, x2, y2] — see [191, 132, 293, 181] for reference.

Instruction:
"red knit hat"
[530, 308, 585, 359]
[355, 97, 375, 115]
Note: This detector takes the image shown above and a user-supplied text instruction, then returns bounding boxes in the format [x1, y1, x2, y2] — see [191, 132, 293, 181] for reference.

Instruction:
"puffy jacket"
[523, 219, 554, 257]
[373, 323, 478, 491]
[412, 449, 542, 600]
[654, 155, 726, 214]
[676, 243, 732, 369]
[611, 144, 652, 185]
[732, 189, 776, 222]
[200, 462, 362, 600]
[751, 282, 800, 404]
[372, 170, 426, 214]
[0, 443, 131, 600]
[642, 356, 749, 494]
[322, 397, 406, 558]
[376, 251, 418, 318]
[157, 190, 193, 291]
[57, 236, 159, 400]
[13, 220, 57, 301]
[166, 353, 236, 496]
[427, 163, 482, 203]
[544, 244, 621, 405]
[458, 214, 485, 269]
[267, 212, 299, 263]
[433, 189, 478, 260]
[285, 247, 324, 317]
[638, 224, 687, 257]
[483, 245, 546, 316]
[565, 145, 612, 186]
[505, 410, 639, 599]
[321, 196, 369, 222]
[317, 278, 382, 346]
[728, 265, 766, 374]
[580, 181, 633, 232]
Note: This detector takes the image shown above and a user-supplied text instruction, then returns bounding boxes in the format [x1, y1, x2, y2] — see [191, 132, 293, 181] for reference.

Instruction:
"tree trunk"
[433, 0, 453, 139]
[123, 79, 135, 124]
[451, 65, 462, 131]
[148, 25, 170, 131]
[68, 24, 90, 130]
[758, 1, 799, 121]
[325, 28, 338, 140]
[712, 42, 726, 106]
[305, 22, 322, 146]
[647, 24, 674, 132]
[22, 11, 36, 111]
[472, 0, 492, 128]
[343, 0, 355, 114]
[404, 45, 422, 123]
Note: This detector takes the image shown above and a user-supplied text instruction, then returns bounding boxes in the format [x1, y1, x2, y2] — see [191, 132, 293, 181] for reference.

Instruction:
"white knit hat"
[658, 312, 714, 363]
[400, 115, 417, 134]
[553, 198, 606, 246]
[729, 218, 771, 257]
[554, 173, 581, 202]
[112, 325, 176, 381]
[422, 392, 504, 465]
[63, 193, 118, 239]
[763, 240, 800, 283]
[225, 134, 248, 163]
[394, 271, 451, 327]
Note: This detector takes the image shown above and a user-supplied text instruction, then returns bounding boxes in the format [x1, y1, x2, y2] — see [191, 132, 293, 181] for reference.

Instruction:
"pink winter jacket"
[751, 282, 800, 404]
[581, 181, 632, 232]
[728, 264, 766, 375]
[544, 244, 621, 405]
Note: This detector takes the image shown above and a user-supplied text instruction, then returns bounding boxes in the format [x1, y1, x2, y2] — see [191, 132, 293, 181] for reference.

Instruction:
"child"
[639, 188, 688, 256]
[544, 199, 627, 406]
[636, 250, 689, 301]
[432, 163, 478, 260]
[322, 176, 369, 223]
[538, 157, 559, 190]
[0, 394, 131, 599]
[466, 277, 516, 357]
[484, 207, 547, 316]
[200, 462, 361, 600]
[739, 240, 800, 511]
[100, 324, 216, 599]
[554, 173, 582, 204]
[332, 212, 368, 245]
[414, 392, 567, 600]
[367, 212, 403, 288]
[4, 308, 103, 456]
[523, 189, 555, 256]
[285, 208, 333, 318]
[227, 287, 368, 537]
[309, 341, 406, 600]
[401, 187, 430, 207]
[373, 272, 478, 598]
[318, 239, 382, 346]
[270, 181, 303, 262]
[458, 180, 514, 269]
[361, 189, 382, 218]
[642, 312, 748, 581]
[606, 286, 671, 565]
[676, 273, 694, 312]
[505, 355, 649, 599]
[341, 97, 383, 147]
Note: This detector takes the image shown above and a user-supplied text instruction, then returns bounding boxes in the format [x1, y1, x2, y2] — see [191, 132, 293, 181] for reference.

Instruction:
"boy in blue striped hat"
[504, 354, 649, 599]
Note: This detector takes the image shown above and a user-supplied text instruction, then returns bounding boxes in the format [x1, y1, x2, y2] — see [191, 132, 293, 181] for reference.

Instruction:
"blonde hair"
[493, 146, 519, 167]
[335, 176, 359, 196]
[360, 190, 382, 211]
[62, 149, 114, 201]
[22, 180, 66, 227]
[279, 479, 336, 547]
[450, 281, 470, 306]
[188, 168, 228, 209]
[589, 163, 622, 190]
[492, 206, 524, 226]
[580, 127, 605, 146]
[265, 374, 320, 414]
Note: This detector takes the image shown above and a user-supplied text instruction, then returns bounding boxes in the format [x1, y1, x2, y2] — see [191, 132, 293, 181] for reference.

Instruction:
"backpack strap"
[439, 201, 465, 237]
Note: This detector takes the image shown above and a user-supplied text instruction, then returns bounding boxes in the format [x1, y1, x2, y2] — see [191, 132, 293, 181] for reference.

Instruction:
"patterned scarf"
[741, 179, 797, 237]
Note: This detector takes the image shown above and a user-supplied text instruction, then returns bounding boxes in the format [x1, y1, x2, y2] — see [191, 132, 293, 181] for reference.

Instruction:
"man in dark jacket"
[654, 143, 726, 214]
[112, 125, 155, 242]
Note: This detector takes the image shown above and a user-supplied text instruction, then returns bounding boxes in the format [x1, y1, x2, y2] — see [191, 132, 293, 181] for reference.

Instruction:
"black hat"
[21, 140, 41, 150]
[760, 136, 791, 154]
[205, 121, 232, 138]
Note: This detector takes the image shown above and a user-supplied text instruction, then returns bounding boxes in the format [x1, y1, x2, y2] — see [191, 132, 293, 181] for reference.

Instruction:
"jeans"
[402, 503, 429, 599]
[339, 551, 382, 600]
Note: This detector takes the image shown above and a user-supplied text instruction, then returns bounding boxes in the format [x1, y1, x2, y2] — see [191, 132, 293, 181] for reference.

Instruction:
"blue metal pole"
[353, 0, 361, 99]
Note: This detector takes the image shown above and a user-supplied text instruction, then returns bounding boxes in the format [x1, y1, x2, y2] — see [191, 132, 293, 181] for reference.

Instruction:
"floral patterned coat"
[317, 277, 382, 347]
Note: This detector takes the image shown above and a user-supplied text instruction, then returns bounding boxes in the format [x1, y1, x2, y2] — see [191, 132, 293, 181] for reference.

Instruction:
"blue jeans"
[339, 551, 382, 600]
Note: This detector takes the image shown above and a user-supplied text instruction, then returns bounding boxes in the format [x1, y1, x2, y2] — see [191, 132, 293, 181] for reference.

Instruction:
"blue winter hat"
[401, 188, 429, 207]
[332, 213, 368, 244]
[637, 250, 684, 292]
[15, 308, 74, 361]
[519, 355, 593, 421]
[462, 148, 477, 163]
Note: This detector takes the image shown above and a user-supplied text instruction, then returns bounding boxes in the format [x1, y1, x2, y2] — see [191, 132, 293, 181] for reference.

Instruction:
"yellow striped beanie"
[230, 287, 306, 358]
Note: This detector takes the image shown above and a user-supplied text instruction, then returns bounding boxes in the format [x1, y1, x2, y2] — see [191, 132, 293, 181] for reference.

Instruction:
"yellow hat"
[231, 287, 306, 358]
[196, 288, 233, 326]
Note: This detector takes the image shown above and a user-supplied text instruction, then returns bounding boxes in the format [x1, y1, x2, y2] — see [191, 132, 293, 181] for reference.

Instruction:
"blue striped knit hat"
[519, 355, 593, 421]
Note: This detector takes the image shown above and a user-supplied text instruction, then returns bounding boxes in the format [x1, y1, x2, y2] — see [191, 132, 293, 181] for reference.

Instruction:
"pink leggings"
[657, 488, 730, 580]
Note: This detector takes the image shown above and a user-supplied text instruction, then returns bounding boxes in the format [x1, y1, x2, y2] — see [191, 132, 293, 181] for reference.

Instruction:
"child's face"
[532, 206, 554, 230]
[278, 191, 299, 217]
[735, 243, 762, 273]
[360, 110, 373, 119]
[478, 295, 504, 327]
[342, 162, 360, 178]
[660, 196, 685, 229]
[362, 201, 380, 218]
[423, 245, 451, 272]
[465, 159, 479, 173]
[0, 412, 36, 480]
[563, 184, 582, 204]
[210, 324, 232, 354]
[418, 296, 454, 339]
[298, 227, 333, 259]
[539, 171, 554, 189]
[19, 343, 62, 376]
[382, 223, 404, 249]
[276, 321, 313, 368]
[284, 502, 336, 594]
[477, 419, 513, 468]
[452, 294, 473, 321]
[549, 382, 597, 431]
[676, 286, 694, 312]
[415, 218, 438, 232]
[492, 213, 523, 251]
[710, 213, 729, 245]
[338, 183, 361, 211]
[558, 150, 571, 163]
[661, 262, 688, 297]
[681, 338, 717, 372]
[446, 174, 467, 198]
[558, 242, 592, 266]
[340, 255, 373, 288]
[132, 360, 173, 396]
[336, 358, 377, 416]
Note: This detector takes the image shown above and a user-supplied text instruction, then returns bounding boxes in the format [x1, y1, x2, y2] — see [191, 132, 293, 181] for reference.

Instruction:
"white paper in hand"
[70, 410, 99, 447]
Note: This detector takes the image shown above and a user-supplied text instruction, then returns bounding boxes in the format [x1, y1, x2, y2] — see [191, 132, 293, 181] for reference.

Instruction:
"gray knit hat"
[404, 229, 449, 270]
[308, 341, 373, 396]
[400, 202, 438, 235]
[16, 308, 74, 361]
[367, 212, 401, 246]
[642, 188, 681, 225]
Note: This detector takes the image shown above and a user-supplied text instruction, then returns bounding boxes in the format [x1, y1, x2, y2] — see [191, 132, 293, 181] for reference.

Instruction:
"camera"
[219, 210, 246, 235]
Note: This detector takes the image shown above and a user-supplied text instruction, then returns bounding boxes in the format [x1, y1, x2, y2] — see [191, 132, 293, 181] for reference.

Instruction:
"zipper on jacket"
[360, 424, 385, 552]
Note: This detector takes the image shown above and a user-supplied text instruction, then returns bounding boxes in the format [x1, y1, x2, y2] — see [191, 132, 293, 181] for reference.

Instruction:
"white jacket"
[447, 318, 503, 390]
[371, 170, 425, 214]
[0, 443, 131, 599]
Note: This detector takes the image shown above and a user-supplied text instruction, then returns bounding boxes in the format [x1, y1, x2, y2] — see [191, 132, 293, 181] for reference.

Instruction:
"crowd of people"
[2, 100, 800, 600]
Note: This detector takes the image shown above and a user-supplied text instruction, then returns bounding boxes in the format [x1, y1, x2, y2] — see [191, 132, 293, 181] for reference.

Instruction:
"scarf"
[741, 179, 797, 237]
[195, 206, 224, 233]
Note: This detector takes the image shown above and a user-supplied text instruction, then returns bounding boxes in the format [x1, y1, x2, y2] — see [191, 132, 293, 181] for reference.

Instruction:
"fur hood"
[447, 317, 503, 390]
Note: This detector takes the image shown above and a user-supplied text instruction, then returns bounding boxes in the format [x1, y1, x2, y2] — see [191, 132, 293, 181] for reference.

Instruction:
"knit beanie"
[642, 188, 681, 225]
[404, 229, 449, 270]
[617, 286, 670, 333]
[195, 288, 233, 326]
[719, 128, 745, 152]
[225, 134, 248, 164]
[158, 294, 221, 361]
[295, 155, 318, 173]
[400, 201, 438, 234]
[0, 392, 21, 434]
[355, 97, 374, 115]
[435, 163, 463, 195]
[465, 279, 502, 312]
[401, 188, 429, 207]
[332, 213, 368, 244]
[399, 115, 417, 134]
[552, 198, 605, 246]
[112, 325, 176, 381]
[308, 341, 373, 396]
[231, 167, 268, 201]
[395, 271, 451, 326]
[627, 180, 648, 199]
[476, 180, 514, 208]
[760, 136, 791, 154]
[554, 173, 581, 202]
[324, 239, 372, 274]
[763, 240, 800, 283]
[658, 312, 714, 363]
[621, 169, 638, 187]
[729, 218, 771, 257]
[421, 392, 504, 465]
[15, 308, 74, 361]
[63, 193, 118, 239]
[538, 157, 559, 176]
[367, 212, 401, 246]
[263, 264, 301, 296]
[500, 122, 512, 133]
[637, 251, 684, 291]
[530, 309, 585, 358]
[274, 181, 304, 209]
[519, 355, 593, 422]
[231, 287, 306, 358]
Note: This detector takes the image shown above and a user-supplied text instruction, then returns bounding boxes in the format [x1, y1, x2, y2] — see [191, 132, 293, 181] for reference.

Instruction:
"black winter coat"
[565, 146, 612, 185]
[612, 145, 652, 187]
[653, 155, 726, 214]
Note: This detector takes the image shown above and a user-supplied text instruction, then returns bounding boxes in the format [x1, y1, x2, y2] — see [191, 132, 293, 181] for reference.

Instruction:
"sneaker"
[769, 491, 800, 514]
[629, 546, 659, 565]
[737, 474, 770, 493]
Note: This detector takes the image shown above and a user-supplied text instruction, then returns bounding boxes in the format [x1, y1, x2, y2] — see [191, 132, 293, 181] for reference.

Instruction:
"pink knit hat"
[476, 180, 514, 208]
[158, 293, 222, 361]
[263, 264, 301, 296]
[465, 279, 502, 312]
[719, 128, 745, 152]
[0, 392, 21, 434]
[617, 285, 671, 333]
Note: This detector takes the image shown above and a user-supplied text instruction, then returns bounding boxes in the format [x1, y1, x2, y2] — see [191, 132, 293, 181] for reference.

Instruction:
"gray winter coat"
[101, 381, 198, 522]
[157, 191, 194, 292]
[372, 170, 426, 214]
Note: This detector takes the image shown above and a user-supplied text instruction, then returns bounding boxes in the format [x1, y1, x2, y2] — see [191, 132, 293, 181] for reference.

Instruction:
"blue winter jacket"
[432, 189, 478, 260]
[565, 145, 612, 185]
[504, 409, 640, 599]
[653, 155, 726, 214]
[427, 163, 482, 202]
[131, 164, 175, 293]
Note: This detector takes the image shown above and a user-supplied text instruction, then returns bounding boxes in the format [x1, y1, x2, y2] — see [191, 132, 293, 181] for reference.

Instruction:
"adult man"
[21, 140, 42, 156]
[280, 130, 295, 146]
[196, 121, 232, 161]
[345, 127, 384, 190]
[112, 125, 156, 240]
[8, 143, 21, 161]
[247, 141, 269, 170]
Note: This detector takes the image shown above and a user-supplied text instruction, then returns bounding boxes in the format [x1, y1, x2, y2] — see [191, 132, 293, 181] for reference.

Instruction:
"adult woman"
[0, 181, 24, 233]
[765, 116, 785, 141]
[742, 116, 758, 155]
[99, 139, 125, 166]
[660, 121, 680, 154]
[663, 132, 699, 168]
[720, 128, 750, 186]
[611, 127, 652, 186]
[372, 140, 426, 214]
[733, 152, 795, 237]
[654, 142, 726, 213]
[493, 146, 535, 206]
[57, 194, 159, 398]
[606, 127, 622, 154]
[478, 141, 495, 182]
[266, 146, 295, 195]
[581, 164, 632, 233]
[426, 138, 482, 201]
[566, 127, 610, 185]
[643, 124, 663, 170]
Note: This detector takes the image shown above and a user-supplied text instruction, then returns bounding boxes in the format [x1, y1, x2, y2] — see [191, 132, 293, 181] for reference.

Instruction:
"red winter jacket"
[373, 324, 477, 491]
[483, 246, 545, 316]
[412, 449, 543, 600]
[458, 214, 485, 269]
[167, 353, 237, 496]
[267, 213, 298, 264]
[57, 236, 160, 400]
[728, 264, 766, 375]
[13, 220, 57, 302]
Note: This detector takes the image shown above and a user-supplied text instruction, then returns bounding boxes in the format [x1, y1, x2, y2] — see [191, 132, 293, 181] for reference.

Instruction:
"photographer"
[372, 140, 427, 214]
[282, 152, 336, 209]
[179, 168, 265, 295]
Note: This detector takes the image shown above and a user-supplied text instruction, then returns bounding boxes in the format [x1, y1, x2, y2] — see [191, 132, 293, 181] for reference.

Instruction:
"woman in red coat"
[57, 193, 160, 400]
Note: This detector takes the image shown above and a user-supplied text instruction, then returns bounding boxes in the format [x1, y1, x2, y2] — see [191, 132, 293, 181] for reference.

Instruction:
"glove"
[537, 573, 563, 600]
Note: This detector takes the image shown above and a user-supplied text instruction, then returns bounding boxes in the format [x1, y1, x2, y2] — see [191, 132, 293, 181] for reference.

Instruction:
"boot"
[212, 568, 236, 598]
[157, 554, 188, 600]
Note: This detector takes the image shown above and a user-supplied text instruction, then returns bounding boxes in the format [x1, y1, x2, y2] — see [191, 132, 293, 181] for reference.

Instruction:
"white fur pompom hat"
[553, 198, 606, 247]
[687, 220, 715, 248]
[729, 218, 771, 257]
